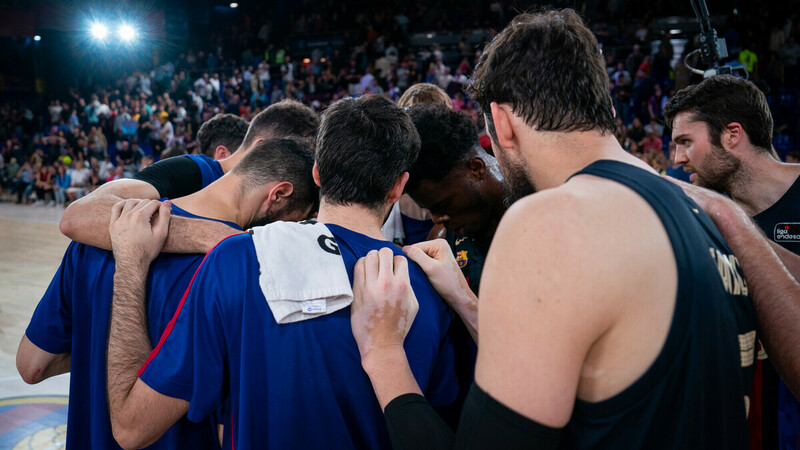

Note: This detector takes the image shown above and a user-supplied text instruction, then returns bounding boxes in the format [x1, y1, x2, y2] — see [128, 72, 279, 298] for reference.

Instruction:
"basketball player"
[406, 104, 506, 296]
[349, 10, 757, 448]
[16, 139, 317, 449]
[104, 95, 457, 449]
[196, 113, 249, 160]
[379, 83, 452, 246]
[665, 75, 800, 450]
[59, 100, 319, 253]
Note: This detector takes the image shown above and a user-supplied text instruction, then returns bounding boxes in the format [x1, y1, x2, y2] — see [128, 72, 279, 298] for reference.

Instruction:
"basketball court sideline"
[0, 202, 71, 449]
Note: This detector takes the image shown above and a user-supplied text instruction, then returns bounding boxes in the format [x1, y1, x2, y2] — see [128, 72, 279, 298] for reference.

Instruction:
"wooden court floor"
[0, 202, 71, 449]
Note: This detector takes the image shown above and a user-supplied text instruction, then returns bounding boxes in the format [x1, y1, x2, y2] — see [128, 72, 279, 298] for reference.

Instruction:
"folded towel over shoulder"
[250, 220, 352, 324]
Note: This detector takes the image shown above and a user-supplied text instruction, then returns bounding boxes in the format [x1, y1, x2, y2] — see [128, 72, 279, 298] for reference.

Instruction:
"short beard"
[502, 162, 537, 208]
[245, 205, 291, 230]
[695, 145, 742, 194]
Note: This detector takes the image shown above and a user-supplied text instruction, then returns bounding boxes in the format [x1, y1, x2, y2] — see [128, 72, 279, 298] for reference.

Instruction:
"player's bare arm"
[16, 334, 70, 384]
[671, 178, 800, 398]
[403, 239, 478, 340]
[61, 178, 237, 254]
[106, 199, 189, 449]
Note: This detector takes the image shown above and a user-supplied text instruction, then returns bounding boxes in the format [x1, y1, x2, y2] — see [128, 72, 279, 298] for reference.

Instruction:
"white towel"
[250, 221, 352, 324]
[381, 202, 406, 246]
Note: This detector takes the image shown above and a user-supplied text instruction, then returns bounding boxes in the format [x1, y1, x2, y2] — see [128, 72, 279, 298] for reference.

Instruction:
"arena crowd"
[8, 3, 800, 450]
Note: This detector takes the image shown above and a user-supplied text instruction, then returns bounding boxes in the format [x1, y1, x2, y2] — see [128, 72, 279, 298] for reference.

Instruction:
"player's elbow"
[112, 415, 162, 450]
[16, 358, 44, 385]
[112, 422, 151, 450]
[59, 206, 78, 240]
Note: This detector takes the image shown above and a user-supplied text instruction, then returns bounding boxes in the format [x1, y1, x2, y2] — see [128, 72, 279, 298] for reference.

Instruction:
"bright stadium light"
[91, 23, 109, 40]
[118, 24, 136, 41]
[34, 35, 41, 41]
[230, 2, 238, 8]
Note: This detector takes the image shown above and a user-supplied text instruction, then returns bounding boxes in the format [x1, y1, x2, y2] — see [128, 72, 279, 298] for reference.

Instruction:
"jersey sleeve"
[133, 155, 203, 199]
[138, 236, 243, 422]
[25, 242, 79, 354]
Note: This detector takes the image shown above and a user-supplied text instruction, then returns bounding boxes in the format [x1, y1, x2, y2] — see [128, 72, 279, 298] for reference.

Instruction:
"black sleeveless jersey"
[754, 173, 800, 254]
[750, 172, 800, 450]
[561, 161, 758, 449]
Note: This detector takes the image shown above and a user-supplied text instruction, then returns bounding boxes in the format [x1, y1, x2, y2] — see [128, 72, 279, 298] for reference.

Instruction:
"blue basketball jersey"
[25, 204, 240, 449]
[139, 224, 458, 449]
[183, 154, 224, 189]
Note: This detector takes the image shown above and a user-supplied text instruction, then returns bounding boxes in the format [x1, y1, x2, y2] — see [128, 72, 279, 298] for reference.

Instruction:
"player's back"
[25, 205, 231, 449]
[139, 223, 457, 449]
[561, 160, 757, 449]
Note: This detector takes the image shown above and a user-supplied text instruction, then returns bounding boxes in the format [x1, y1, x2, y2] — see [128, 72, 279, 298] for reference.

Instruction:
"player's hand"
[403, 239, 470, 308]
[351, 248, 419, 362]
[664, 176, 751, 231]
[109, 199, 171, 269]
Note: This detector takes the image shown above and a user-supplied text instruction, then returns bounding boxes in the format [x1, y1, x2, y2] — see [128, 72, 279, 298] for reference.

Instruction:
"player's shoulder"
[499, 180, 615, 238]
[208, 231, 252, 254]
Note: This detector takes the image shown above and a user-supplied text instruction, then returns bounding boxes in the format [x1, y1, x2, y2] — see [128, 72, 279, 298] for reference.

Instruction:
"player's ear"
[387, 172, 409, 205]
[467, 155, 487, 181]
[312, 162, 321, 187]
[723, 122, 744, 150]
[489, 102, 515, 150]
[214, 145, 231, 160]
[263, 181, 294, 212]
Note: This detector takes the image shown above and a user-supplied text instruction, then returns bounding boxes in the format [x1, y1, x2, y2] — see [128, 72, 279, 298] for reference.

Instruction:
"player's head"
[466, 9, 614, 203]
[665, 75, 773, 192]
[406, 104, 501, 237]
[315, 95, 420, 216]
[197, 114, 250, 160]
[397, 83, 452, 109]
[239, 100, 320, 154]
[230, 138, 318, 228]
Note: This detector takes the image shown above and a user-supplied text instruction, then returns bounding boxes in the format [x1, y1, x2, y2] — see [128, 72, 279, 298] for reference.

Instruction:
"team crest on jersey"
[456, 251, 468, 268]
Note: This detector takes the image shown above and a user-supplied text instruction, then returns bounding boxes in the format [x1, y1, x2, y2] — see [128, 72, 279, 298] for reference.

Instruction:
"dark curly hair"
[405, 104, 481, 192]
[467, 9, 615, 137]
[664, 75, 773, 152]
[197, 114, 249, 157]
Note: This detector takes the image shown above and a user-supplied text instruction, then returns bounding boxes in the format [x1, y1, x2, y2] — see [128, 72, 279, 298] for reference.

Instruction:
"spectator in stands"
[66, 160, 90, 202]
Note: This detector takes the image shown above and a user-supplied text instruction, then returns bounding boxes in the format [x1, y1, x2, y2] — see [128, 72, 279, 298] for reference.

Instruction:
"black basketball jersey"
[750, 172, 800, 450]
[561, 160, 758, 449]
[445, 230, 490, 295]
[754, 173, 800, 254]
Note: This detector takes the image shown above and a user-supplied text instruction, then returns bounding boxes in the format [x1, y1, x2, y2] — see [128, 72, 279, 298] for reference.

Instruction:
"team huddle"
[16, 8, 800, 450]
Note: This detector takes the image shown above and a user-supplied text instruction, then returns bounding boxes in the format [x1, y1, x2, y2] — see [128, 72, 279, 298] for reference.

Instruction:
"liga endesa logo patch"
[774, 223, 800, 242]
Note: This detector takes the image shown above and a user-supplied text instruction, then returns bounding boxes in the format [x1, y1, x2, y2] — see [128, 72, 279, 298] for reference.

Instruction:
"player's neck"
[218, 150, 244, 173]
[523, 130, 655, 191]
[728, 153, 800, 216]
[171, 177, 244, 227]
[316, 200, 388, 241]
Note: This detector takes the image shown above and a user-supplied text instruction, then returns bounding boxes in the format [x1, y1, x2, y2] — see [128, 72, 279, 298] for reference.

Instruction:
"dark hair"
[197, 114, 249, 157]
[398, 83, 452, 109]
[664, 75, 773, 152]
[231, 138, 318, 215]
[467, 9, 615, 135]
[240, 100, 320, 151]
[406, 104, 480, 192]
[315, 95, 420, 209]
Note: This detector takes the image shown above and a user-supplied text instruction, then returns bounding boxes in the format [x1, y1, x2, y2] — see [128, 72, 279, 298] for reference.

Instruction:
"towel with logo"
[250, 220, 352, 324]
